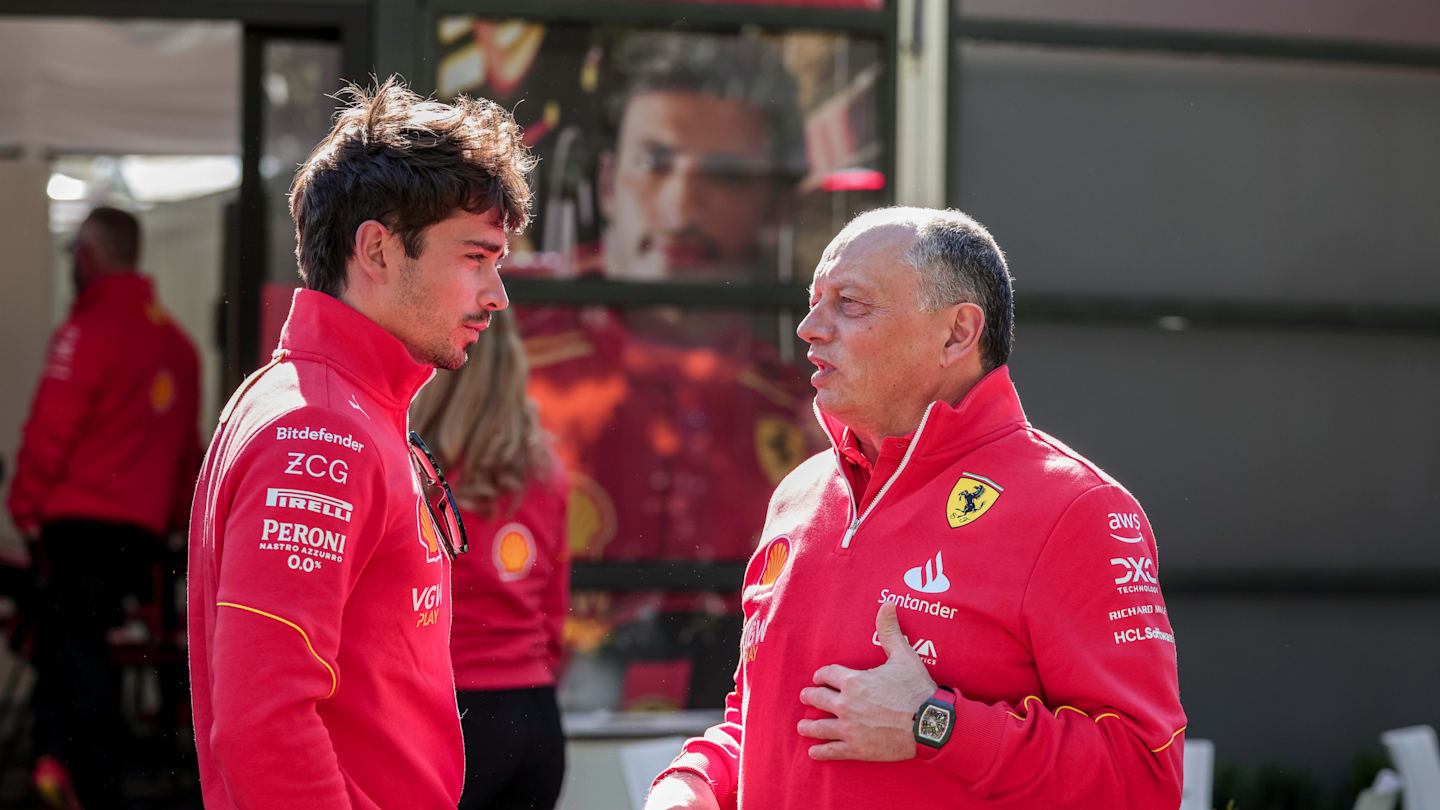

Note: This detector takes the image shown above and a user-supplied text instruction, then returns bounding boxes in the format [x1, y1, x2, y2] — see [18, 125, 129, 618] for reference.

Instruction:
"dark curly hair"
[289, 76, 537, 296]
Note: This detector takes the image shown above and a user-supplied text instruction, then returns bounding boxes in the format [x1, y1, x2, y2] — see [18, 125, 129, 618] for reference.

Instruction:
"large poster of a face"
[436, 20, 884, 287]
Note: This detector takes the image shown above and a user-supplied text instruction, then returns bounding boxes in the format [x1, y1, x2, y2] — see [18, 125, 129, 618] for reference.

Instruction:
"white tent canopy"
[0, 18, 240, 156]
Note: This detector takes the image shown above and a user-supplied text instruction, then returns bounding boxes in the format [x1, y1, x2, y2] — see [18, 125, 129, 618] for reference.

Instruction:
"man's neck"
[77, 267, 136, 293]
[848, 374, 982, 464]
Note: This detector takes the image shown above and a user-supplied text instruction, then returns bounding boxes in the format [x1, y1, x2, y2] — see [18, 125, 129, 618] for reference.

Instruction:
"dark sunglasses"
[408, 431, 468, 561]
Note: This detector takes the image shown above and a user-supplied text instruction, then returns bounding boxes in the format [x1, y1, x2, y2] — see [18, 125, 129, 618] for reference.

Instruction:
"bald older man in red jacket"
[647, 207, 1186, 810]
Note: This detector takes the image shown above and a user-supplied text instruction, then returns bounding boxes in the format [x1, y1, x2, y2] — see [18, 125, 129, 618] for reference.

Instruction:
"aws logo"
[416, 499, 443, 564]
[493, 522, 537, 582]
[756, 536, 791, 589]
[946, 472, 1004, 529]
[1108, 512, 1145, 543]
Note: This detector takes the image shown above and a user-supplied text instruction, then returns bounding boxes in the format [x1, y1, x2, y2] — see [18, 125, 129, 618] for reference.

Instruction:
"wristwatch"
[913, 686, 958, 755]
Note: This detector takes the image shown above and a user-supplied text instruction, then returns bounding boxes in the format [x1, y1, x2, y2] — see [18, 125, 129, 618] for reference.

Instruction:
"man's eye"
[639, 149, 674, 173]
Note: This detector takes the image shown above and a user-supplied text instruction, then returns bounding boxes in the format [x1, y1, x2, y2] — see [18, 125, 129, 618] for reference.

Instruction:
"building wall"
[954, 14, 1440, 793]
[0, 158, 53, 558]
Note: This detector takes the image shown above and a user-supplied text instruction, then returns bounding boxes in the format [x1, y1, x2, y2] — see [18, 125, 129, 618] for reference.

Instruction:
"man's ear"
[941, 302, 985, 369]
[350, 219, 398, 286]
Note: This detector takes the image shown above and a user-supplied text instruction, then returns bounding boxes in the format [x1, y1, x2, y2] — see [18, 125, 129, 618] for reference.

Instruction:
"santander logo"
[904, 551, 951, 594]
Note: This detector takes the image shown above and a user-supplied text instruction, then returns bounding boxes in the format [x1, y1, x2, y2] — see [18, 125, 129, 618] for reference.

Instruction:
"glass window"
[256, 38, 343, 363]
[434, 18, 888, 713]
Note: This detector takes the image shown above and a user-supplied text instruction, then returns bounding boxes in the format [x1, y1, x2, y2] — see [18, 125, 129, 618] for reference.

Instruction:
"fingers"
[798, 685, 842, 714]
[808, 741, 856, 761]
[796, 716, 845, 741]
[873, 601, 910, 659]
[812, 664, 855, 689]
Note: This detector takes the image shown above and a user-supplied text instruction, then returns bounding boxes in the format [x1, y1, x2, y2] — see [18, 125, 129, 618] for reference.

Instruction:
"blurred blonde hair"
[409, 309, 549, 517]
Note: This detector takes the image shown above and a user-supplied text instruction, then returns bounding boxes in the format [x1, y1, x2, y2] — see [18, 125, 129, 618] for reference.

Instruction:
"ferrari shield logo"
[946, 472, 1004, 529]
[755, 418, 806, 485]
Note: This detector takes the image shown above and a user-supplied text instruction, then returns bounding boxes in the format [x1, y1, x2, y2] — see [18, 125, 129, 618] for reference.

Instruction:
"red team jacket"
[523, 307, 815, 562]
[187, 291, 461, 810]
[662, 367, 1186, 809]
[8, 274, 199, 537]
[450, 462, 570, 691]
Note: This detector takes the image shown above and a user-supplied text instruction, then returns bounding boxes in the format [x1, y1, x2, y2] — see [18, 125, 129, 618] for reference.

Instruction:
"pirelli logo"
[265, 488, 353, 523]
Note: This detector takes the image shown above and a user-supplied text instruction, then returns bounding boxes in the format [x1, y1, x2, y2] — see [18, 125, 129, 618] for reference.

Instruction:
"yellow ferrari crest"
[755, 417, 806, 485]
[946, 472, 1004, 529]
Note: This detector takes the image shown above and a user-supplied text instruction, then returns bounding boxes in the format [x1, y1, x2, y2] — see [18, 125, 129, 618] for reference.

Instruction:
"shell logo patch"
[755, 417, 806, 485]
[567, 472, 617, 559]
[756, 536, 791, 588]
[493, 522, 537, 581]
[416, 499, 443, 563]
[150, 370, 175, 413]
[946, 472, 1004, 529]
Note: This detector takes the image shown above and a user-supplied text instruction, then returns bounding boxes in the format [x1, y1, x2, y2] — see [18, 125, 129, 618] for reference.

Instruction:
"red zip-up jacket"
[450, 460, 570, 690]
[661, 367, 1186, 809]
[188, 290, 461, 810]
[8, 273, 199, 537]
[522, 306, 816, 563]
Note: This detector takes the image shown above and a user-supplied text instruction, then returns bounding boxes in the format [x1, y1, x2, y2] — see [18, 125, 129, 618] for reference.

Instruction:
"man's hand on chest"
[797, 600, 939, 761]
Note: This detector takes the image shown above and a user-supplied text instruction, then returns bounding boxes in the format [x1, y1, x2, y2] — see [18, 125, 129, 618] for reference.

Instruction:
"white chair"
[1382, 725, 1440, 810]
[1180, 738, 1214, 810]
[1354, 768, 1401, 810]
[618, 735, 688, 810]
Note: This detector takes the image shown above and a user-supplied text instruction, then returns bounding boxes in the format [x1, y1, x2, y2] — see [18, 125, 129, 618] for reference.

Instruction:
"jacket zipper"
[830, 402, 938, 549]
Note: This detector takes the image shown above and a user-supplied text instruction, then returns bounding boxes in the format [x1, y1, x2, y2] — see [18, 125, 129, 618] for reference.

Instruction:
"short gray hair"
[898, 208, 1015, 372]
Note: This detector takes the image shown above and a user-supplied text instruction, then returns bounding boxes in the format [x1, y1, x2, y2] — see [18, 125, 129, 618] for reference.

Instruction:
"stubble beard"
[396, 258, 468, 370]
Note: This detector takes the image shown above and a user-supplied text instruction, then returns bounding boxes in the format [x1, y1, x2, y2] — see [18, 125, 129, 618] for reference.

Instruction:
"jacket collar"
[75, 273, 152, 314]
[817, 365, 1029, 470]
[275, 289, 435, 413]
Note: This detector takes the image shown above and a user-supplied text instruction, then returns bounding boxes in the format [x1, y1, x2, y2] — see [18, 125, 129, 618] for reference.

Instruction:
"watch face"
[918, 704, 952, 745]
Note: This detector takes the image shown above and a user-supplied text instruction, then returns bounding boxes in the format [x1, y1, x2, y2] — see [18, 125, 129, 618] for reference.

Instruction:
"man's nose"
[478, 266, 509, 311]
[796, 305, 829, 344]
[657, 165, 706, 226]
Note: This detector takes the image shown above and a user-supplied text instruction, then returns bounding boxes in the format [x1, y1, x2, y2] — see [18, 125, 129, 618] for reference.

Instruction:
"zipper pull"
[841, 518, 860, 548]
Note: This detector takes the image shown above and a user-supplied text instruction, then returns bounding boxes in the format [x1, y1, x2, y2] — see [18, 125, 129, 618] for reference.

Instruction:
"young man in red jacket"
[9, 206, 199, 808]
[647, 207, 1186, 809]
[186, 77, 534, 810]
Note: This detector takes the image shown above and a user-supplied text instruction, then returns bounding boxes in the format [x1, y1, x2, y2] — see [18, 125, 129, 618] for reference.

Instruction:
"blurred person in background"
[7, 206, 200, 809]
[411, 309, 569, 810]
[187, 77, 534, 809]
[647, 208, 1185, 809]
